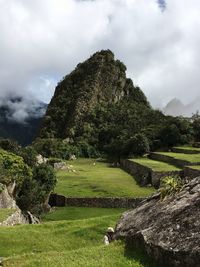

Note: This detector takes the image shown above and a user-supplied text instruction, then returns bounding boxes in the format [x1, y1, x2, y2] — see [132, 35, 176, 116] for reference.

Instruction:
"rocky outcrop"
[114, 177, 200, 267]
[0, 209, 40, 226]
[0, 183, 40, 226]
[0, 183, 17, 209]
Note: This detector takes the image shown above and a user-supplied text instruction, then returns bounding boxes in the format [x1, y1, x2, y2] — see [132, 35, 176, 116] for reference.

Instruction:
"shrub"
[20, 146, 37, 167]
[0, 149, 31, 189]
[0, 138, 21, 154]
[159, 175, 183, 199]
[17, 164, 56, 213]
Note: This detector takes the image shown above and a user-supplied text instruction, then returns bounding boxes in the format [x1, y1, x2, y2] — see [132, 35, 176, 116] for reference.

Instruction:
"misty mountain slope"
[164, 98, 200, 117]
[0, 97, 47, 145]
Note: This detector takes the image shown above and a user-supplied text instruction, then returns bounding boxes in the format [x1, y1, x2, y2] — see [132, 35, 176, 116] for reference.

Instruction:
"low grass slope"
[155, 152, 200, 163]
[1, 207, 157, 267]
[130, 158, 181, 172]
[173, 146, 200, 152]
[42, 207, 126, 222]
[55, 159, 155, 197]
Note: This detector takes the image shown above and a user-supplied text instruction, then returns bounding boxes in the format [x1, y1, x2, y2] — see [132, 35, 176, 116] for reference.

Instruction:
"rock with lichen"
[114, 177, 200, 267]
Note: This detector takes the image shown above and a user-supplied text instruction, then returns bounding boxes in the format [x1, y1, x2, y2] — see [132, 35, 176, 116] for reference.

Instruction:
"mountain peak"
[39, 50, 148, 139]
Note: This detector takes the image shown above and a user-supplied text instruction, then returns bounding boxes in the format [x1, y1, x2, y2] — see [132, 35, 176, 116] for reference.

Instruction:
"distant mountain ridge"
[163, 97, 200, 117]
[0, 97, 47, 145]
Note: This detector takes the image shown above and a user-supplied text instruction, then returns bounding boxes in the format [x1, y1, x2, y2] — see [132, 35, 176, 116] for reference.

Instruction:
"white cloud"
[0, 0, 200, 108]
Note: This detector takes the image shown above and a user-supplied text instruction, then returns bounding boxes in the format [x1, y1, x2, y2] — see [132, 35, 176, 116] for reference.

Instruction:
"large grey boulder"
[0, 183, 18, 209]
[0, 182, 40, 226]
[114, 177, 200, 267]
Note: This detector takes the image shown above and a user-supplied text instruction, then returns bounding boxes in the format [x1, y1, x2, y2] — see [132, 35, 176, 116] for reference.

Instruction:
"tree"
[192, 113, 200, 142]
[0, 149, 31, 190]
[17, 164, 56, 213]
[160, 124, 181, 147]
[127, 133, 150, 156]
[0, 138, 21, 154]
[20, 146, 37, 167]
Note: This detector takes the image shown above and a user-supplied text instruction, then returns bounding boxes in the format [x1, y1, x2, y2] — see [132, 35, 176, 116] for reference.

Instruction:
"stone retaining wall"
[49, 194, 144, 209]
[183, 166, 200, 179]
[120, 159, 181, 188]
[120, 159, 151, 186]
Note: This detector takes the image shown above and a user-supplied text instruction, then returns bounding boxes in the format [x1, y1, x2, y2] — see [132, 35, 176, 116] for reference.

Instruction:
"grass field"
[1, 207, 157, 267]
[155, 152, 200, 163]
[42, 206, 126, 222]
[174, 146, 200, 152]
[55, 159, 155, 198]
[130, 158, 181, 172]
[187, 165, 200, 170]
[0, 209, 15, 223]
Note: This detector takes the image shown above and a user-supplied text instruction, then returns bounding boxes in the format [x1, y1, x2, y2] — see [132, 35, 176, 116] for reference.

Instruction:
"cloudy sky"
[0, 0, 200, 109]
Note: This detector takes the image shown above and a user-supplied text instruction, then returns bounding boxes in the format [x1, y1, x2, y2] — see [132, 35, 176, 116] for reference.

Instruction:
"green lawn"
[55, 159, 155, 198]
[130, 158, 181, 172]
[155, 152, 200, 163]
[1, 207, 157, 267]
[173, 146, 200, 152]
[42, 207, 126, 222]
[0, 209, 16, 223]
[187, 165, 200, 170]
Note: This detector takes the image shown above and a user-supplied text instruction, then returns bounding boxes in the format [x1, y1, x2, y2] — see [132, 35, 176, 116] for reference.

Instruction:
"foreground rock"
[0, 183, 39, 226]
[0, 209, 40, 226]
[0, 183, 18, 209]
[114, 177, 200, 267]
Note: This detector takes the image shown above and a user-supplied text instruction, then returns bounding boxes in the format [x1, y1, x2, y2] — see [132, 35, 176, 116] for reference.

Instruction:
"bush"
[17, 164, 56, 213]
[20, 146, 37, 167]
[0, 138, 21, 154]
[32, 164, 56, 193]
[159, 176, 183, 199]
[0, 149, 31, 190]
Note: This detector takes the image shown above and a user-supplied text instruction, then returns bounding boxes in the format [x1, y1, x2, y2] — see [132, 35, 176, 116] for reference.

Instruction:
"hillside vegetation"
[35, 50, 195, 160]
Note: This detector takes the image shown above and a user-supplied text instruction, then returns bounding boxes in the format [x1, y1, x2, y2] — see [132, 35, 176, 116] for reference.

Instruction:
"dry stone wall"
[49, 194, 144, 209]
[120, 159, 181, 188]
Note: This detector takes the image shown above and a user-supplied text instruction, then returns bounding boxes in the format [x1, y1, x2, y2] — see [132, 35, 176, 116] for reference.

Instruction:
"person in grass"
[104, 227, 115, 245]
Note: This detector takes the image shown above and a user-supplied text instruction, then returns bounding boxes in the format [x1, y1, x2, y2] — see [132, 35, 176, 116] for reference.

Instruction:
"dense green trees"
[17, 164, 56, 213]
[192, 113, 200, 142]
[0, 149, 31, 189]
[0, 147, 56, 214]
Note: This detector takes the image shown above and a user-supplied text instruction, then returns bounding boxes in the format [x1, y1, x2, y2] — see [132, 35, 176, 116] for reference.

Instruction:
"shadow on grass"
[124, 242, 159, 267]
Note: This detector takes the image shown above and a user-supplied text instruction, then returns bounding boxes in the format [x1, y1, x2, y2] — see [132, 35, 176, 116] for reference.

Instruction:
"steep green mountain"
[39, 50, 149, 140]
[37, 50, 191, 158]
